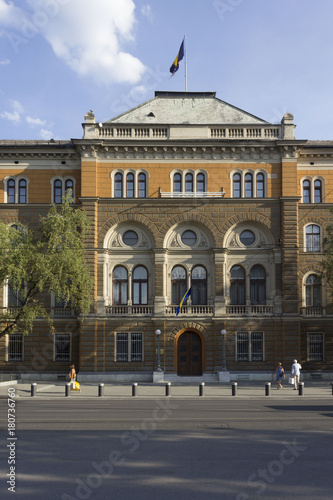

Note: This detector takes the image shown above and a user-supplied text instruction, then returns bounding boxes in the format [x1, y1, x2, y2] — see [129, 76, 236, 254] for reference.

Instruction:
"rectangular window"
[7, 333, 23, 361]
[54, 333, 71, 361]
[236, 331, 264, 362]
[116, 333, 143, 362]
[308, 333, 323, 361]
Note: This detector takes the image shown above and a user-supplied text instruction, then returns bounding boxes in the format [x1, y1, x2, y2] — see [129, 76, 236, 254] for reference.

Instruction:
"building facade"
[1, 91, 332, 380]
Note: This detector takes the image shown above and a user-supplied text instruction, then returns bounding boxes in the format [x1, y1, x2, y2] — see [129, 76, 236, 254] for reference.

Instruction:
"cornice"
[73, 141, 303, 163]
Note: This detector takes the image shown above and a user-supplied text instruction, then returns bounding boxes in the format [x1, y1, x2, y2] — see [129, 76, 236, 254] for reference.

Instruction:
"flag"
[170, 38, 185, 75]
[176, 286, 191, 316]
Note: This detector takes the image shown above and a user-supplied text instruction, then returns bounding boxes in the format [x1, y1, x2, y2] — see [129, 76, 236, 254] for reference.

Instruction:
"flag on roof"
[176, 286, 191, 316]
[170, 38, 185, 75]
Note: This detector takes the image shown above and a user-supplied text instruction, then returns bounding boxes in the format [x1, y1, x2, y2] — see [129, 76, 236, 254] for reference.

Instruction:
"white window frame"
[235, 331, 264, 362]
[230, 169, 267, 199]
[115, 332, 143, 362]
[304, 223, 322, 252]
[3, 175, 30, 204]
[111, 169, 149, 198]
[50, 176, 76, 203]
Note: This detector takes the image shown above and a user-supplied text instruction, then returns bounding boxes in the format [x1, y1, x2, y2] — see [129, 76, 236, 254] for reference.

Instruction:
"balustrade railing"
[226, 305, 274, 315]
[105, 305, 153, 316]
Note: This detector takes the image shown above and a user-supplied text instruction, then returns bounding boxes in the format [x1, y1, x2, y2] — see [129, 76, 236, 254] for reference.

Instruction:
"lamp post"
[221, 329, 227, 371]
[155, 329, 162, 372]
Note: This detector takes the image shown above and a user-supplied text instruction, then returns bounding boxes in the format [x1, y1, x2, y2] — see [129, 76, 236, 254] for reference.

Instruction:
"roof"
[106, 91, 268, 126]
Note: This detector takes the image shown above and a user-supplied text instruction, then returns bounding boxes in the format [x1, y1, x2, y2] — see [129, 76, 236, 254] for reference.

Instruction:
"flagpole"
[184, 34, 187, 92]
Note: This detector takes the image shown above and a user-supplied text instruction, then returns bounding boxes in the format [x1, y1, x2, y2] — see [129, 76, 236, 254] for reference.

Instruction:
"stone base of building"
[218, 370, 231, 383]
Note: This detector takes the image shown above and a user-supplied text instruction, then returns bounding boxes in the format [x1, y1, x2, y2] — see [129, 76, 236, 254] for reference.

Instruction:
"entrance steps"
[164, 373, 219, 383]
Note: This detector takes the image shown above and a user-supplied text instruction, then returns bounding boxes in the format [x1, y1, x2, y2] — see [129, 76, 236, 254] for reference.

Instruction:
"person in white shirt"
[291, 359, 302, 390]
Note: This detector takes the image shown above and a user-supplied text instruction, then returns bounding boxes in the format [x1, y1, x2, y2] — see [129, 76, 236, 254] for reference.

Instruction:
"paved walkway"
[1, 379, 332, 399]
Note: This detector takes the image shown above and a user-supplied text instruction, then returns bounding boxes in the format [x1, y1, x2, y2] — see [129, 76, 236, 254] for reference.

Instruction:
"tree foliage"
[321, 217, 333, 289]
[0, 195, 93, 339]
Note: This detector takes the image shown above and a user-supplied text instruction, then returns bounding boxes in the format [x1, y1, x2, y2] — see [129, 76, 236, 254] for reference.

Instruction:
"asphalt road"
[1, 398, 333, 500]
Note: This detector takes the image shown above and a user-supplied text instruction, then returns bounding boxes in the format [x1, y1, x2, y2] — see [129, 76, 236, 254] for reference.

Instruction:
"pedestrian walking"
[291, 359, 302, 390]
[69, 364, 81, 392]
[272, 362, 285, 389]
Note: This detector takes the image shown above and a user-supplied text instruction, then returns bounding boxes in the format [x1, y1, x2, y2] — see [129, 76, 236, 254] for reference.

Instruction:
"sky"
[0, 0, 333, 141]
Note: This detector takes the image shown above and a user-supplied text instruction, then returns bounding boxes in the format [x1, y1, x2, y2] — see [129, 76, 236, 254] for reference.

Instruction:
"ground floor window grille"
[55, 333, 71, 361]
[7, 333, 23, 361]
[116, 333, 143, 362]
[236, 331, 264, 362]
[308, 333, 323, 361]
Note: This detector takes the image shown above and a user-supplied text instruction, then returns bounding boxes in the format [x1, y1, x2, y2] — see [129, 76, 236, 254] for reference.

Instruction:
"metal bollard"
[199, 382, 205, 396]
[265, 382, 271, 396]
[232, 382, 237, 396]
[331, 383, 333, 396]
[132, 382, 138, 397]
[298, 382, 304, 396]
[98, 383, 104, 397]
[165, 382, 171, 396]
[31, 383, 37, 397]
[65, 383, 71, 397]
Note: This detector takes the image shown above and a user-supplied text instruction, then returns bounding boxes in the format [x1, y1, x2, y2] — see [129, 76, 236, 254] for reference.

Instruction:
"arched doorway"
[177, 331, 202, 376]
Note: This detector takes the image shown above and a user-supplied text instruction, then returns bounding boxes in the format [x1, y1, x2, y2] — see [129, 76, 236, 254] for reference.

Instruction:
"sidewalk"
[1, 379, 332, 399]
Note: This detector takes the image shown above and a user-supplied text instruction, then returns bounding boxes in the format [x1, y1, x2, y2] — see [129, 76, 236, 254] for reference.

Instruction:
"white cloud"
[0, 58, 10, 66]
[26, 116, 47, 127]
[0, 99, 24, 124]
[39, 128, 54, 140]
[0, 0, 145, 85]
[141, 5, 153, 24]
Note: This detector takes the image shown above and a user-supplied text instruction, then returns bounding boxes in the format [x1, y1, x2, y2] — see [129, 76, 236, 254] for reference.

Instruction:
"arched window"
[18, 179, 27, 204]
[65, 179, 74, 200]
[305, 274, 321, 307]
[115, 173, 123, 198]
[303, 180, 311, 203]
[112, 266, 128, 305]
[250, 265, 266, 305]
[54, 179, 63, 204]
[173, 173, 182, 193]
[230, 265, 245, 305]
[314, 179, 322, 203]
[256, 173, 265, 198]
[191, 266, 207, 305]
[306, 225, 320, 252]
[138, 173, 147, 198]
[185, 173, 193, 193]
[197, 173, 205, 193]
[8, 179, 15, 204]
[233, 173, 241, 198]
[126, 173, 134, 198]
[132, 266, 148, 305]
[171, 266, 187, 305]
[245, 173, 253, 198]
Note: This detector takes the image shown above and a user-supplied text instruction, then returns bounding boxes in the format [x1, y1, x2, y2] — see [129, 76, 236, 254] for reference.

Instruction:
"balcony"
[226, 305, 274, 316]
[301, 307, 325, 317]
[105, 305, 154, 316]
[160, 191, 225, 198]
[165, 305, 214, 316]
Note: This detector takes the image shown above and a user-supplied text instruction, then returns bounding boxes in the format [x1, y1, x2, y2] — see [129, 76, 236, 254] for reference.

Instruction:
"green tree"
[321, 219, 333, 291]
[0, 195, 93, 339]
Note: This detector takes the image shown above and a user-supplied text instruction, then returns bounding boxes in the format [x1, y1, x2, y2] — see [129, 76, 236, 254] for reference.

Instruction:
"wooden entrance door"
[177, 332, 202, 376]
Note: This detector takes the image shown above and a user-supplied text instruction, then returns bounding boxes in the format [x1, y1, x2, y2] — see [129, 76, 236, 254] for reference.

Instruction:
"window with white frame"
[236, 331, 264, 362]
[171, 170, 208, 195]
[301, 177, 325, 204]
[305, 224, 321, 252]
[4, 176, 29, 204]
[116, 332, 143, 362]
[51, 177, 75, 203]
[231, 170, 267, 198]
[308, 333, 324, 361]
[7, 333, 23, 361]
[111, 170, 149, 198]
[54, 333, 71, 361]
[305, 274, 322, 307]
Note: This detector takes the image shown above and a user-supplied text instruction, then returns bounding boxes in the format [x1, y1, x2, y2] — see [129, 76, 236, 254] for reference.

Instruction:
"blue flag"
[170, 38, 185, 75]
[176, 286, 191, 316]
